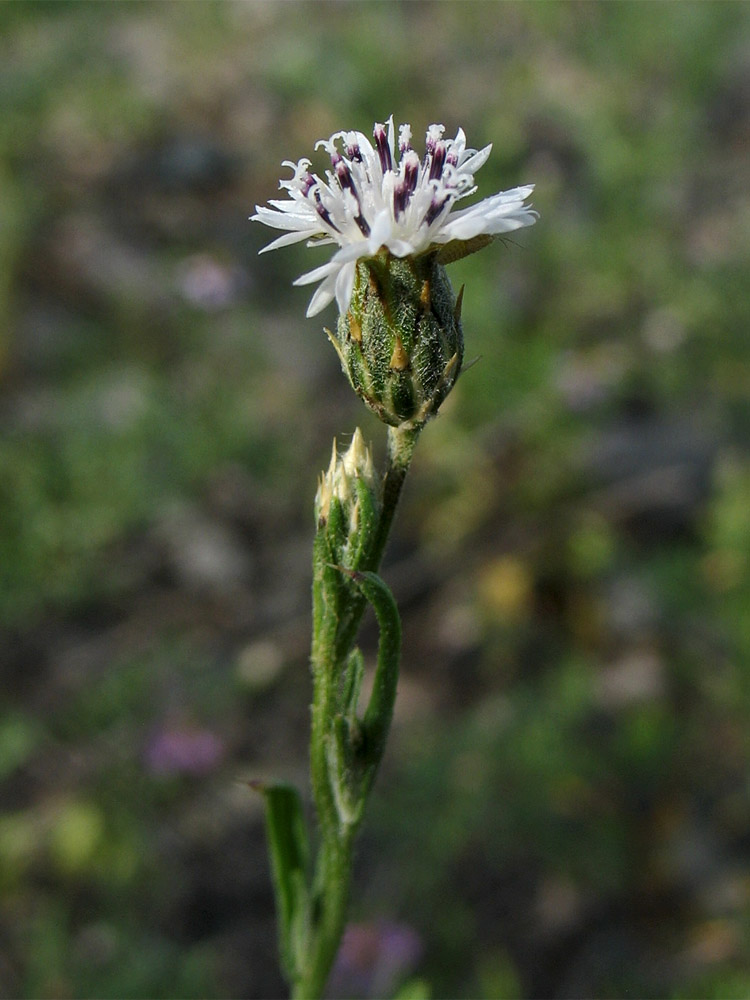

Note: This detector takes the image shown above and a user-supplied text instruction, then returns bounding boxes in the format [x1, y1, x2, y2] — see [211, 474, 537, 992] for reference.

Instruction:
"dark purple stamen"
[429, 142, 446, 181]
[393, 182, 408, 218]
[354, 215, 371, 237]
[334, 156, 354, 191]
[424, 194, 450, 227]
[313, 189, 339, 232]
[373, 123, 393, 173]
[446, 151, 459, 167]
[347, 142, 363, 162]
[301, 172, 316, 197]
[404, 155, 419, 192]
[393, 155, 419, 218]
[334, 158, 370, 236]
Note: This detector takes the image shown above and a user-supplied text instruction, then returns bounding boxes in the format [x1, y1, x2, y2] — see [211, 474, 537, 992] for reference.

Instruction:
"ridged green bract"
[331, 250, 463, 427]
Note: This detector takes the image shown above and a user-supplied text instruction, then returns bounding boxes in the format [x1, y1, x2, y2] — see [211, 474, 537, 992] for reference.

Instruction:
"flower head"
[252, 116, 537, 317]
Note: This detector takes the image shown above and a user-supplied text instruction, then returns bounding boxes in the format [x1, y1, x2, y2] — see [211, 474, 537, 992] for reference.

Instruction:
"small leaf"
[436, 234, 493, 265]
[334, 568, 402, 777]
[255, 782, 310, 980]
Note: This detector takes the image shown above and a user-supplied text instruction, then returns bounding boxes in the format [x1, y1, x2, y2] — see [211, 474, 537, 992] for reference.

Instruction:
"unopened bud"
[315, 428, 380, 569]
[327, 251, 463, 428]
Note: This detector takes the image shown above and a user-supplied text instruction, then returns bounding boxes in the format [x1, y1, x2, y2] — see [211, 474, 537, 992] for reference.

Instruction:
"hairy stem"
[296, 423, 420, 999]
[371, 424, 422, 570]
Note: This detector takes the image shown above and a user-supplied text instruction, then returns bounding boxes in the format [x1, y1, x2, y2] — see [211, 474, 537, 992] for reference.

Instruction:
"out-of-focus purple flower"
[144, 724, 225, 777]
[177, 253, 245, 310]
[328, 920, 423, 999]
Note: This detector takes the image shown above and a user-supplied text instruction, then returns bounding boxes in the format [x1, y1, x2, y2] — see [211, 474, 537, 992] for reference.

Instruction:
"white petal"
[386, 115, 396, 164]
[368, 209, 394, 248]
[438, 209, 486, 240]
[459, 142, 492, 173]
[482, 184, 535, 205]
[452, 127, 467, 150]
[266, 198, 317, 213]
[306, 275, 338, 317]
[258, 229, 318, 254]
[252, 206, 318, 231]
[306, 235, 337, 248]
[334, 261, 357, 315]
[441, 198, 537, 241]
[440, 186, 536, 237]
[447, 187, 533, 220]
[387, 238, 419, 258]
[293, 260, 340, 286]
[332, 241, 371, 264]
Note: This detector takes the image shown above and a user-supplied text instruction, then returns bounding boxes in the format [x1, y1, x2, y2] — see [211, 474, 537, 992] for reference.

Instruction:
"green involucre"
[330, 251, 464, 427]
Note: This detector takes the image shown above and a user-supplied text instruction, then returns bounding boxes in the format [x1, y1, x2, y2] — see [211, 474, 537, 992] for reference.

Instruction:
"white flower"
[251, 117, 538, 317]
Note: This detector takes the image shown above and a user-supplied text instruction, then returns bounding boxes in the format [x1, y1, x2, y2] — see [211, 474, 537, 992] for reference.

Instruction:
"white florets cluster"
[252, 117, 537, 317]
[315, 428, 377, 534]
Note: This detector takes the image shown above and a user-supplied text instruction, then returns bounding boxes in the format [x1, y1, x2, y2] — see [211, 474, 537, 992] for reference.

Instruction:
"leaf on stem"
[252, 782, 310, 981]
[331, 567, 402, 789]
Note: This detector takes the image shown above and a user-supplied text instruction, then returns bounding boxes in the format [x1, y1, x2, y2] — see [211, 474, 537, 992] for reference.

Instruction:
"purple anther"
[346, 142, 363, 162]
[429, 141, 447, 181]
[314, 189, 339, 231]
[393, 180, 408, 219]
[354, 214, 371, 237]
[446, 150, 459, 167]
[403, 151, 419, 191]
[301, 172, 317, 197]
[424, 193, 449, 227]
[335, 157, 355, 192]
[333, 158, 370, 235]
[394, 151, 420, 217]
[373, 122, 393, 173]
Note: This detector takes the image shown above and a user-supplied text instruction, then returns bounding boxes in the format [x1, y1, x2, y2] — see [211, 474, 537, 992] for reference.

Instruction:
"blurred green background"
[2, 2, 750, 997]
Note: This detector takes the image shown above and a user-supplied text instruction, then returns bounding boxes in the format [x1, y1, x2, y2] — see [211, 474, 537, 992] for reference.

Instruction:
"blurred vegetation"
[2, 2, 750, 997]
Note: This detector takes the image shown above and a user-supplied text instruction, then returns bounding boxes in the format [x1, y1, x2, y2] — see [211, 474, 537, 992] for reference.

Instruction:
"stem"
[331, 423, 421, 666]
[296, 422, 421, 1000]
[292, 831, 354, 1000]
[370, 424, 422, 571]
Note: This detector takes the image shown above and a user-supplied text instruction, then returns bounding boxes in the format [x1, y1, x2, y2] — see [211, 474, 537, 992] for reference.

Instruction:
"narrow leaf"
[255, 782, 310, 980]
[334, 568, 402, 771]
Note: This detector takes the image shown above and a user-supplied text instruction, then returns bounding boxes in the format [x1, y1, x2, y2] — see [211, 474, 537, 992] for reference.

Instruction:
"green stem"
[330, 423, 421, 667]
[292, 829, 354, 1000]
[296, 422, 421, 1000]
[309, 549, 343, 841]
[371, 423, 422, 571]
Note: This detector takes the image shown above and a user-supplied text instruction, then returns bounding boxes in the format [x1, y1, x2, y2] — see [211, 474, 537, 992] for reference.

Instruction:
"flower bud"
[315, 428, 380, 569]
[328, 251, 463, 428]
